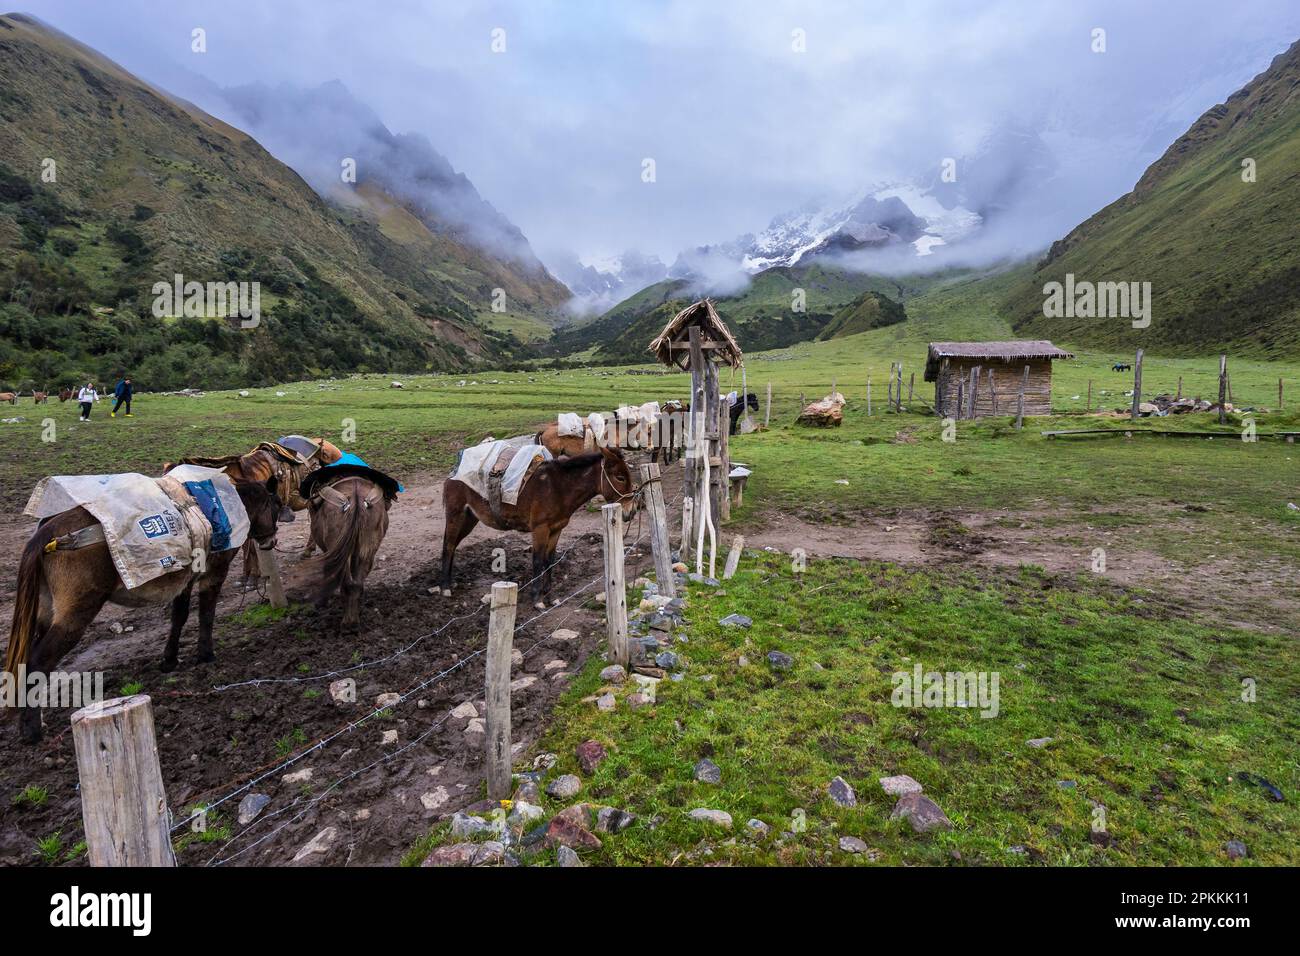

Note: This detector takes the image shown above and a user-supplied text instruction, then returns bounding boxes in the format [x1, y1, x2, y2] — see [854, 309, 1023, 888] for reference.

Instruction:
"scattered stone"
[544, 805, 600, 849]
[556, 845, 585, 867]
[547, 774, 582, 799]
[282, 767, 313, 785]
[737, 655, 749, 667]
[839, 836, 869, 854]
[328, 680, 354, 704]
[672, 562, 687, 572]
[381, 729, 399, 746]
[599, 664, 627, 684]
[632, 665, 667, 680]
[694, 758, 722, 784]
[510, 675, 537, 693]
[420, 787, 450, 811]
[237, 793, 271, 826]
[879, 774, 923, 797]
[595, 807, 637, 833]
[688, 573, 721, 587]
[508, 801, 546, 829]
[1026, 737, 1054, 748]
[450, 812, 492, 838]
[551, 628, 580, 642]
[422, 841, 506, 867]
[375, 692, 401, 709]
[719, 613, 752, 628]
[596, 693, 616, 712]
[626, 693, 651, 710]
[1225, 840, 1248, 860]
[689, 808, 733, 828]
[655, 651, 680, 671]
[292, 826, 337, 863]
[533, 752, 558, 770]
[510, 648, 523, 666]
[576, 740, 607, 774]
[451, 701, 479, 720]
[354, 808, 371, 822]
[544, 659, 566, 672]
[1057, 780, 1077, 790]
[889, 793, 953, 833]
[513, 778, 541, 804]
[767, 650, 794, 671]
[465, 717, 486, 735]
[828, 776, 857, 807]
[746, 819, 771, 836]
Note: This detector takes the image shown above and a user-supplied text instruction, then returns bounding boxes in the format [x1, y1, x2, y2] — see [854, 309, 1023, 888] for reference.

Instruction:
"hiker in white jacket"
[77, 382, 98, 422]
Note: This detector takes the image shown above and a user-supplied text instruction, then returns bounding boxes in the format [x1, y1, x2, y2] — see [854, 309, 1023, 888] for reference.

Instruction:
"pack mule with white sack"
[536, 401, 682, 461]
[439, 435, 638, 610]
[4, 467, 281, 744]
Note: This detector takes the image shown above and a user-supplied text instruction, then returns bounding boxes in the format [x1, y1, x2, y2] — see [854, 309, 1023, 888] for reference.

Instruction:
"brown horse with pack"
[299, 455, 401, 632]
[440, 436, 637, 609]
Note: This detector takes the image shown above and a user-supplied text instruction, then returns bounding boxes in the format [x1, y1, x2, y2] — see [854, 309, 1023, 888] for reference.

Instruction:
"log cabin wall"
[935, 358, 1054, 417]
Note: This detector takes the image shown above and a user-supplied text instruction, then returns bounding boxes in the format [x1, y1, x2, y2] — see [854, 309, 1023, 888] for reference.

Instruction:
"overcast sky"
[19, 0, 1300, 266]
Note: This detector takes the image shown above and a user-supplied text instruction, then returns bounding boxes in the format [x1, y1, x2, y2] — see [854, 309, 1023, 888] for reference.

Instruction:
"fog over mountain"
[18, 0, 1300, 305]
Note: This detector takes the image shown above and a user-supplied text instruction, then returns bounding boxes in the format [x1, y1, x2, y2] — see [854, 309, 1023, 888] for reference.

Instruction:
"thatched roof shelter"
[923, 341, 1074, 381]
[648, 299, 743, 371]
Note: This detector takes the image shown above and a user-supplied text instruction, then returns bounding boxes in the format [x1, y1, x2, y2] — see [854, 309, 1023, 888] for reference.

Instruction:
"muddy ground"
[0, 458, 1295, 866]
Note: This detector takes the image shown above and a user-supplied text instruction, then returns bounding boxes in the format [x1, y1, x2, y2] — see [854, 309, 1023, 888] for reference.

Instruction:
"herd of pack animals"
[2, 392, 761, 745]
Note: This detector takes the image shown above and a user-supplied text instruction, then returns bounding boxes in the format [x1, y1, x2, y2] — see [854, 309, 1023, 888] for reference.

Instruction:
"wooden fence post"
[639, 463, 675, 598]
[723, 534, 744, 580]
[1218, 354, 1228, 425]
[1087, 379, 1092, 412]
[1016, 365, 1029, 429]
[484, 581, 518, 802]
[1176, 376, 1182, 400]
[887, 365, 895, 409]
[1130, 349, 1144, 421]
[601, 503, 629, 667]
[679, 496, 694, 558]
[907, 372, 915, 403]
[866, 379, 872, 416]
[71, 695, 177, 867]
[765, 382, 772, 426]
[258, 543, 287, 608]
[1280, 377, 1284, 410]
[897, 364, 904, 411]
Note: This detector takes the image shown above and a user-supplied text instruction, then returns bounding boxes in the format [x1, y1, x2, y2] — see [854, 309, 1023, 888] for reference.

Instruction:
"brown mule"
[3, 477, 281, 744]
[31, 390, 48, 404]
[0, 392, 16, 405]
[439, 446, 637, 610]
[58, 387, 72, 403]
[305, 475, 393, 632]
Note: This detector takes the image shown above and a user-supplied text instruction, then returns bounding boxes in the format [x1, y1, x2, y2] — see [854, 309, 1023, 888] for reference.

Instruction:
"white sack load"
[557, 412, 585, 437]
[450, 435, 553, 506]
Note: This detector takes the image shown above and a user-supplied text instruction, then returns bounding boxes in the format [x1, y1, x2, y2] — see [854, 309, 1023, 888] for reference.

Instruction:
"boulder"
[421, 841, 506, 867]
[546, 774, 582, 800]
[889, 793, 953, 833]
[828, 776, 857, 807]
[689, 808, 733, 828]
[879, 774, 923, 797]
[694, 758, 722, 784]
[576, 740, 607, 774]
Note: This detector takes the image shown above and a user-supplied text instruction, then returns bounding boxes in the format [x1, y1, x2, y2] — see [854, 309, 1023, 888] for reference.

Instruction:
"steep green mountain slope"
[558, 263, 939, 364]
[1005, 39, 1300, 357]
[0, 14, 544, 390]
[817, 290, 907, 339]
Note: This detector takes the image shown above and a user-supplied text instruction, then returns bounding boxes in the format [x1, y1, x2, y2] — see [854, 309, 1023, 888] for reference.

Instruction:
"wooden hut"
[924, 341, 1073, 419]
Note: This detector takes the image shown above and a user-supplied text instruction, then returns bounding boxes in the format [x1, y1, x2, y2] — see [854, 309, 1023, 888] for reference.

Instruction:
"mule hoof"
[159, 657, 178, 673]
[194, 651, 216, 665]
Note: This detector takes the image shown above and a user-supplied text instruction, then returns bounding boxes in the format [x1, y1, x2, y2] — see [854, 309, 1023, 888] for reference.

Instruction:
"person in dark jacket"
[111, 377, 133, 417]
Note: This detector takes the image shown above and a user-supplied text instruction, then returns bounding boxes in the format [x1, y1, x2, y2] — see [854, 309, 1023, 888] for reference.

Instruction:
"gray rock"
[292, 826, 338, 863]
[237, 793, 271, 826]
[556, 845, 585, 867]
[1225, 840, 1248, 860]
[879, 774, 923, 797]
[655, 651, 681, 671]
[422, 841, 506, 867]
[450, 812, 493, 838]
[694, 758, 722, 784]
[746, 818, 771, 836]
[839, 836, 869, 854]
[1057, 780, 1077, 790]
[719, 613, 752, 628]
[1025, 737, 1053, 748]
[889, 793, 953, 833]
[689, 808, 733, 828]
[596, 693, 616, 712]
[599, 665, 627, 684]
[546, 774, 582, 800]
[688, 573, 721, 587]
[595, 806, 637, 833]
[767, 650, 794, 671]
[828, 776, 857, 807]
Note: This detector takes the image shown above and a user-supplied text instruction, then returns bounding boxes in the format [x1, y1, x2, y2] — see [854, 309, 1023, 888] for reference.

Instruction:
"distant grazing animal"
[0, 392, 15, 405]
[32, 390, 48, 404]
[302, 466, 397, 632]
[440, 446, 636, 610]
[1112, 363, 1132, 372]
[58, 387, 73, 402]
[729, 392, 760, 435]
[3, 476, 281, 744]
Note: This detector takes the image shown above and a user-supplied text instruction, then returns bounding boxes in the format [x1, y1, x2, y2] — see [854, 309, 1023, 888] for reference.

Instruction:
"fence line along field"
[1, 316, 1298, 867]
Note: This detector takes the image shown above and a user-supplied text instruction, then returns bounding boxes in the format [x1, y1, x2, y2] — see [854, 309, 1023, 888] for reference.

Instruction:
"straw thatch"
[924, 341, 1073, 381]
[648, 299, 743, 370]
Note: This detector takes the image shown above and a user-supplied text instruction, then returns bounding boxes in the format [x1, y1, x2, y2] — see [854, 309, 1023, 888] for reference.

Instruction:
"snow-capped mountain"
[545, 249, 670, 314]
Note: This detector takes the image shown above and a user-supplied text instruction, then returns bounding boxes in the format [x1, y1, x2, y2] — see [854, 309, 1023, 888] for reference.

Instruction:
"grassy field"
[407, 554, 1300, 866]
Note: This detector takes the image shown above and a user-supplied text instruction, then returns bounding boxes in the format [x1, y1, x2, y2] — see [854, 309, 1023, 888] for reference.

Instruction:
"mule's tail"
[317, 484, 364, 604]
[4, 524, 54, 687]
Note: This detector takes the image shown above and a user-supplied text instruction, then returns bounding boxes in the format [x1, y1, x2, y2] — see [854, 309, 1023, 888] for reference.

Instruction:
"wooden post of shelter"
[1016, 365, 1029, 429]
[639, 463, 675, 598]
[484, 581, 518, 801]
[1279, 377, 1284, 410]
[71, 695, 177, 867]
[1218, 354, 1228, 425]
[1131, 349, 1144, 421]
